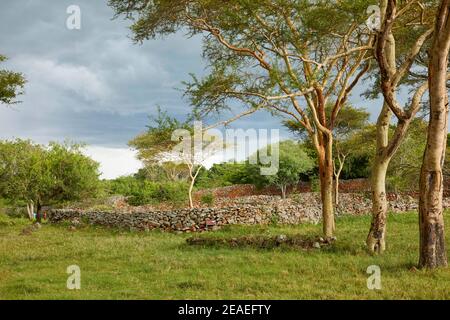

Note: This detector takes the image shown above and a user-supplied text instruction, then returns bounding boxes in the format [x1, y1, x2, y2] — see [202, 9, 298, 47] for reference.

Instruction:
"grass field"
[0, 211, 449, 300]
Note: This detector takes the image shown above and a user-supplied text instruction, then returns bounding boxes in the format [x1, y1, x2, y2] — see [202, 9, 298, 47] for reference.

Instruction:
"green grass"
[0, 212, 449, 300]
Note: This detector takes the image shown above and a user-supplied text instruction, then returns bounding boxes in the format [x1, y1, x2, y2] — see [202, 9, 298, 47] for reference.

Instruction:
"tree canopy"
[0, 140, 101, 207]
[0, 55, 26, 105]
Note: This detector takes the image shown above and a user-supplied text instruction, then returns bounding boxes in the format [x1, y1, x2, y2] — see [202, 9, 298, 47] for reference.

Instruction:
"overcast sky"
[0, 0, 393, 179]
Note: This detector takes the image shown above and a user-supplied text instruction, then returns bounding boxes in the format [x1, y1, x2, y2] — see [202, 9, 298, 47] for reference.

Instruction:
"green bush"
[200, 193, 215, 206]
[124, 180, 189, 207]
[310, 178, 321, 193]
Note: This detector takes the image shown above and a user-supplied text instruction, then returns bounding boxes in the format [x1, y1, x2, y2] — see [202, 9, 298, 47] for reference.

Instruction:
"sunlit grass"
[0, 211, 449, 299]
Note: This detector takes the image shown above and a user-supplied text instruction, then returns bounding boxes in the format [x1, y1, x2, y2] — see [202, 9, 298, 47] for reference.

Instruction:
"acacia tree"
[418, 0, 450, 269]
[366, 0, 440, 253]
[110, 0, 376, 237]
[331, 106, 370, 205]
[130, 110, 224, 208]
[0, 55, 26, 104]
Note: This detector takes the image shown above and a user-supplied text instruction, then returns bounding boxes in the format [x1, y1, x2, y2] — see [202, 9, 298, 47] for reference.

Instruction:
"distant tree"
[130, 109, 224, 208]
[0, 140, 100, 221]
[250, 140, 314, 199]
[286, 104, 370, 204]
[0, 55, 26, 104]
[195, 162, 251, 189]
[136, 163, 190, 182]
[386, 118, 427, 192]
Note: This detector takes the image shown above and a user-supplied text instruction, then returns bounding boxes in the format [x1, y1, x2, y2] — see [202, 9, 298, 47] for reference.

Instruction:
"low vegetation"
[0, 211, 449, 299]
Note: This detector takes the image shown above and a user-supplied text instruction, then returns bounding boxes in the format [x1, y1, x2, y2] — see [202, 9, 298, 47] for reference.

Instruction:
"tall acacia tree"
[366, 0, 439, 253]
[418, 0, 450, 269]
[110, 0, 376, 237]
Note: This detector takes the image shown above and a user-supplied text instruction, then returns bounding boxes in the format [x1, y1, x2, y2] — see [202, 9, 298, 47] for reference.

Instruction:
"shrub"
[310, 178, 321, 193]
[200, 193, 215, 206]
[126, 181, 189, 206]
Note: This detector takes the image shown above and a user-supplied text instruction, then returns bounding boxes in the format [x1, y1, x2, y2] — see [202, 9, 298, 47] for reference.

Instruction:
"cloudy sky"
[0, 0, 388, 179]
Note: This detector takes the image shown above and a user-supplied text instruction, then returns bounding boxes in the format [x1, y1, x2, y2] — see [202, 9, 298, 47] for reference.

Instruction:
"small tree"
[0, 140, 101, 221]
[0, 55, 26, 104]
[286, 104, 370, 204]
[129, 109, 225, 208]
[250, 140, 314, 199]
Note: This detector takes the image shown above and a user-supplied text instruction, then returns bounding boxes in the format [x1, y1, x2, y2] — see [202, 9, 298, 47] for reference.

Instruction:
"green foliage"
[106, 175, 144, 196]
[0, 139, 101, 206]
[310, 177, 321, 193]
[386, 119, 428, 192]
[246, 140, 314, 196]
[195, 163, 253, 189]
[129, 106, 190, 166]
[107, 176, 189, 206]
[200, 193, 215, 206]
[0, 55, 26, 105]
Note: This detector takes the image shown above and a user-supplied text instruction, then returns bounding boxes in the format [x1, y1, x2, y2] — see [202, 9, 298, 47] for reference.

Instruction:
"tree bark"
[188, 166, 203, 209]
[26, 200, 34, 221]
[36, 200, 42, 223]
[418, 0, 450, 269]
[367, 0, 396, 253]
[280, 185, 287, 199]
[334, 175, 340, 206]
[333, 153, 346, 206]
[318, 136, 335, 238]
[367, 154, 390, 253]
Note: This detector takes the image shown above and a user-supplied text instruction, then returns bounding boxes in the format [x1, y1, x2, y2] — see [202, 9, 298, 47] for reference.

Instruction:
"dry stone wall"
[49, 193, 450, 233]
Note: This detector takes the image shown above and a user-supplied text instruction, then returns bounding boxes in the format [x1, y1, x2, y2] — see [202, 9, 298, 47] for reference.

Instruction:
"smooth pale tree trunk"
[367, 152, 391, 253]
[367, 5, 396, 253]
[333, 154, 346, 206]
[188, 179, 195, 208]
[26, 200, 34, 221]
[318, 136, 335, 238]
[418, 0, 450, 269]
[280, 185, 287, 199]
[188, 166, 203, 209]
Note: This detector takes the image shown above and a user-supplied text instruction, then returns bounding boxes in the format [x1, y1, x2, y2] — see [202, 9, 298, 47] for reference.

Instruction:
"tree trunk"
[188, 177, 195, 209]
[36, 200, 42, 223]
[318, 137, 335, 238]
[26, 200, 34, 221]
[280, 185, 287, 199]
[418, 0, 450, 269]
[367, 1, 396, 253]
[333, 153, 346, 207]
[334, 176, 339, 206]
[367, 155, 390, 253]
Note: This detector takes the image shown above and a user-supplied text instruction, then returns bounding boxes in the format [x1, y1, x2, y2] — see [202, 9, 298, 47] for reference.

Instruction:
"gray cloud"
[0, 0, 206, 146]
[1, 0, 432, 156]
